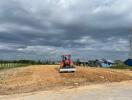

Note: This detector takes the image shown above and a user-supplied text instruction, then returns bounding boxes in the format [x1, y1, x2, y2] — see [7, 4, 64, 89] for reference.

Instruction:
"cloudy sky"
[0, 0, 132, 60]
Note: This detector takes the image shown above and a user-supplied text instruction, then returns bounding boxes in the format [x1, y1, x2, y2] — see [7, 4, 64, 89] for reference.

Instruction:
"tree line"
[0, 60, 57, 65]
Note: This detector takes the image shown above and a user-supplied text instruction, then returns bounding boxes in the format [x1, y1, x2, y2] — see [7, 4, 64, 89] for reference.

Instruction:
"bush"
[110, 64, 132, 69]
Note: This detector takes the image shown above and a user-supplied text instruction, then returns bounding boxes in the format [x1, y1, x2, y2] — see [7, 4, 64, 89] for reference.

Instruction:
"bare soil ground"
[0, 65, 132, 95]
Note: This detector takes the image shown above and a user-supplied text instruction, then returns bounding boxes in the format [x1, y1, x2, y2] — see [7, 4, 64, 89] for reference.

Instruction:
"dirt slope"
[0, 65, 132, 95]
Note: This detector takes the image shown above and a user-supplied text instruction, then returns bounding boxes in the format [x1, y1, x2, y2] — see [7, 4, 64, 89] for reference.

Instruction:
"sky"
[0, 0, 132, 61]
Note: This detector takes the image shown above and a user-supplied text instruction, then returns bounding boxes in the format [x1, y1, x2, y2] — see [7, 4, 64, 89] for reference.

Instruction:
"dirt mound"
[0, 65, 132, 95]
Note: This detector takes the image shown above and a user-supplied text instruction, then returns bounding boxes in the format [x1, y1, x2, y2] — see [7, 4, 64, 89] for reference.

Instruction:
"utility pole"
[129, 35, 132, 59]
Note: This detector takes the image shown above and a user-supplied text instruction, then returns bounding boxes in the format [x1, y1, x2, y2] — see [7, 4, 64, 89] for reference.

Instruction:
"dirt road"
[0, 80, 132, 100]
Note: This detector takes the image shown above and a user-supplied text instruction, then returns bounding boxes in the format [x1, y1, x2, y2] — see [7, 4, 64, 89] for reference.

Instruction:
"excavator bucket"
[59, 66, 76, 73]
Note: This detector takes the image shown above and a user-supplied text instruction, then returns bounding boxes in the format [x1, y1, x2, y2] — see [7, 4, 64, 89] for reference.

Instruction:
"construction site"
[1, 0, 132, 100]
[0, 64, 132, 95]
[0, 53, 132, 99]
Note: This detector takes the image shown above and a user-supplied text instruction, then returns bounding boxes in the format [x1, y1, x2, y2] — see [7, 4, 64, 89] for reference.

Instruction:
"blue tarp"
[101, 63, 111, 68]
[100, 59, 114, 68]
[124, 59, 132, 66]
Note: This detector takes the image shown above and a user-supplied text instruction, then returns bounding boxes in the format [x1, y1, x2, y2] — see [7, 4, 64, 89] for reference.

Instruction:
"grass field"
[0, 63, 30, 70]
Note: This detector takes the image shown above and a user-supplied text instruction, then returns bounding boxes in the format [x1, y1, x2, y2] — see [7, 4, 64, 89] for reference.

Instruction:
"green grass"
[110, 64, 132, 70]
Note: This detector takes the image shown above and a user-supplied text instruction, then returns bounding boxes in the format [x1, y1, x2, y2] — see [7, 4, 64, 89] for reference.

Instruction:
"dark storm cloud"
[0, 0, 132, 60]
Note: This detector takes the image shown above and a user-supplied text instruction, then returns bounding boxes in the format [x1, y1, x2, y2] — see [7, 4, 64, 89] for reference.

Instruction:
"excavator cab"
[59, 55, 76, 73]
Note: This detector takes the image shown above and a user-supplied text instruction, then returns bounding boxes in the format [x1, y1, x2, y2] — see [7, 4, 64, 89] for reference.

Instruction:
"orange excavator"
[59, 55, 76, 73]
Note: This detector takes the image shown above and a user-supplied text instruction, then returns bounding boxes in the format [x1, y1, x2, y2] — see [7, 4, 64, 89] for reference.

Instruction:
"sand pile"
[0, 65, 132, 95]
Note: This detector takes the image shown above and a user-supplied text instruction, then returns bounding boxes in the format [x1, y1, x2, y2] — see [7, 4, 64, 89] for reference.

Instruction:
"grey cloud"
[0, 0, 132, 60]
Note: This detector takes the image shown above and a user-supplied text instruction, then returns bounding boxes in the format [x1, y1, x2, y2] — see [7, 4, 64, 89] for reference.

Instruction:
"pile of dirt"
[0, 65, 132, 95]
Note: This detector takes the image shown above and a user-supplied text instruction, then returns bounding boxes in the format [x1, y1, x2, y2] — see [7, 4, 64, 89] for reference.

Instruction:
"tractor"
[59, 55, 76, 73]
